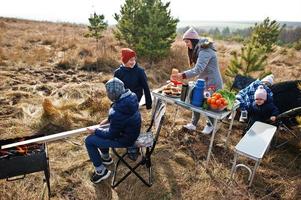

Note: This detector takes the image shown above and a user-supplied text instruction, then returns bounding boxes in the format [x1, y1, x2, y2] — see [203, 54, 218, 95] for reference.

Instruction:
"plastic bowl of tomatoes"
[206, 92, 228, 112]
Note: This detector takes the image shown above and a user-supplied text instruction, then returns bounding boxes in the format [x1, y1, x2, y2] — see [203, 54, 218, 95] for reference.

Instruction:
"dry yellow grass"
[0, 17, 300, 200]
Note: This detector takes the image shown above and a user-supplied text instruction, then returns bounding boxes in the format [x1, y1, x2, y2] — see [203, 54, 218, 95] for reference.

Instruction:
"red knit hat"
[121, 48, 136, 64]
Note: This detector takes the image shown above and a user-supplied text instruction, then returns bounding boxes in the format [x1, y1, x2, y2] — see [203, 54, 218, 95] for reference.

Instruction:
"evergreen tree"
[250, 17, 282, 53]
[85, 12, 108, 43]
[225, 18, 281, 87]
[225, 45, 267, 78]
[114, 0, 178, 62]
[222, 27, 230, 36]
[209, 27, 221, 37]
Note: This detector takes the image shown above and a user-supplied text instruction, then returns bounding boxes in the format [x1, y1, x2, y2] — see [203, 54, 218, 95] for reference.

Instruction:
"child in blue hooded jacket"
[85, 77, 141, 184]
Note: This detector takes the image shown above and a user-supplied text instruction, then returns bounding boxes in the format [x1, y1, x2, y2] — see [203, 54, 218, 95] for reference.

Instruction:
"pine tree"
[225, 18, 281, 87]
[250, 17, 282, 53]
[222, 27, 230, 36]
[114, 0, 179, 62]
[225, 45, 267, 78]
[84, 13, 108, 69]
[85, 12, 108, 43]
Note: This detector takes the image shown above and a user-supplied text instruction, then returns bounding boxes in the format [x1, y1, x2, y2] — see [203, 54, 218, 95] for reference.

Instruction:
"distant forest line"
[178, 21, 301, 47]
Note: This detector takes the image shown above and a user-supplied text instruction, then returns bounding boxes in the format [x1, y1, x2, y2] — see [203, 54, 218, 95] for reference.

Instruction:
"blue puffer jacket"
[114, 63, 152, 109]
[94, 90, 141, 146]
[248, 100, 279, 122]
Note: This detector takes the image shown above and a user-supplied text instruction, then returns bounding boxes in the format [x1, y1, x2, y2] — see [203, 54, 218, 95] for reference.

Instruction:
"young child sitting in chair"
[246, 85, 279, 129]
[236, 74, 275, 122]
[85, 77, 141, 184]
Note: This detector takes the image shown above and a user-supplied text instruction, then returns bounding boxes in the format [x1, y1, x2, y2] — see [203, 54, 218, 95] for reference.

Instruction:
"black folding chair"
[233, 78, 301, 136]
[271, 80, 301, 114]
[270, 80, 301, 147]
[111, 100, 166, 188]
[230, 74, 256, 92]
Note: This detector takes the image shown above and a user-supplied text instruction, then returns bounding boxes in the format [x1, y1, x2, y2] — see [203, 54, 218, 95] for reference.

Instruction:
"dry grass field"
[0, 17, 301, 200]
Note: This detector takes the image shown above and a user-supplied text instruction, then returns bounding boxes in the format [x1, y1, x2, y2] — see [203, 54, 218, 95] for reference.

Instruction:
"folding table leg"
[230, 152, 238, 180]
[225, 109, 237, 146]
[168, 106, 179, 136]
[206, 118, 218, 167]
[230, 153, 255, 185]
[248, 159, 260, 187]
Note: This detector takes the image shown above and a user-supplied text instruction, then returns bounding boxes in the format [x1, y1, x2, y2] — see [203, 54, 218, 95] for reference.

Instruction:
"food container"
[209, 104, 227, 112]
[185, 81, 195, 104]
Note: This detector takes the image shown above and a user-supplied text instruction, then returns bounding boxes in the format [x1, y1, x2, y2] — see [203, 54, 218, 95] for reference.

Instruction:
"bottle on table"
[191, 79, 205, 107]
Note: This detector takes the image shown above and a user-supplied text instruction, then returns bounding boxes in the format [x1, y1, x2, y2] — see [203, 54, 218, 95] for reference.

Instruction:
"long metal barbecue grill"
[0, 124, 103, 198]
[0, 135, 50, 197]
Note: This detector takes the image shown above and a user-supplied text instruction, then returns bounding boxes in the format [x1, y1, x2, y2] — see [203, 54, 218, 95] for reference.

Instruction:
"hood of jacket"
[113, 89, 139, 116]
[197, 38, 216, 51]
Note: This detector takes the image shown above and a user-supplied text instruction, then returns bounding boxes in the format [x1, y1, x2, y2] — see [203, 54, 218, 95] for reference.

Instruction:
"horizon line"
[1, 16, 301, 26]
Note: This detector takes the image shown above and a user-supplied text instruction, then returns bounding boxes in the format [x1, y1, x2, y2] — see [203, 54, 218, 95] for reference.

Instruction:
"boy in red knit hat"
[114, 48, 152, 160]
[115, 48, 152, 109]
[121, 48, 136, 64]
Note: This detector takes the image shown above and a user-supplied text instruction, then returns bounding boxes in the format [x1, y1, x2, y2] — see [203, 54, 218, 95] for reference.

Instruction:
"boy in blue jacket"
[114, 48, 152, 160]
[85, 77, 141, 184]
[114, 48, 152, 110]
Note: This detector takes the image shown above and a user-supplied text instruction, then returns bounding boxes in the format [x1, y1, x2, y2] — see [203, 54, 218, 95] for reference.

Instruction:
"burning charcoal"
[0, 136, 50, 196]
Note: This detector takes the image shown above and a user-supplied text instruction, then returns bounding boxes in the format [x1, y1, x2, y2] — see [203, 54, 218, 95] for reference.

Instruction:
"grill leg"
[44, 170, 50, 198]
[44, 159, 51, 198]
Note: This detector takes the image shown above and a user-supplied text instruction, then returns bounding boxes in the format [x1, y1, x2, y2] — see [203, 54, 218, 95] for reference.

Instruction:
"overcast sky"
[1, 0, 301, 24]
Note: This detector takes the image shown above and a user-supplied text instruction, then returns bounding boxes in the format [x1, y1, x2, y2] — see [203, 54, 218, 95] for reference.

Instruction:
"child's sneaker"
[239, 111, 248, 122]
[101, 156, 113, 165]
[240, 111, 248, 121]
[90, 168, 111, 184]
[201, 125, 213, 135]
[183, 123, 196, 131]
[239, 115, 245, 122]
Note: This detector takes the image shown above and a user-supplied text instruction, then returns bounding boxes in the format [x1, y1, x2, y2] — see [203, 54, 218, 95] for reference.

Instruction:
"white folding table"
[230, 121, 277, 186]
[152, 90, 239, 166]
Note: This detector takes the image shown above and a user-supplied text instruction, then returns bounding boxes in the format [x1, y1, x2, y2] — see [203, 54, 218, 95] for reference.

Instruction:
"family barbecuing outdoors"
[1, 1, 301, 199]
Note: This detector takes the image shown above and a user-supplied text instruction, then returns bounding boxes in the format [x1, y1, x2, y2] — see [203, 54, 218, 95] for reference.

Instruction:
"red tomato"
[215, 93, 222, 99]
[220, 98, 226, 104]
[207, 97, 212, 104]
[211, 104, 218, 110]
